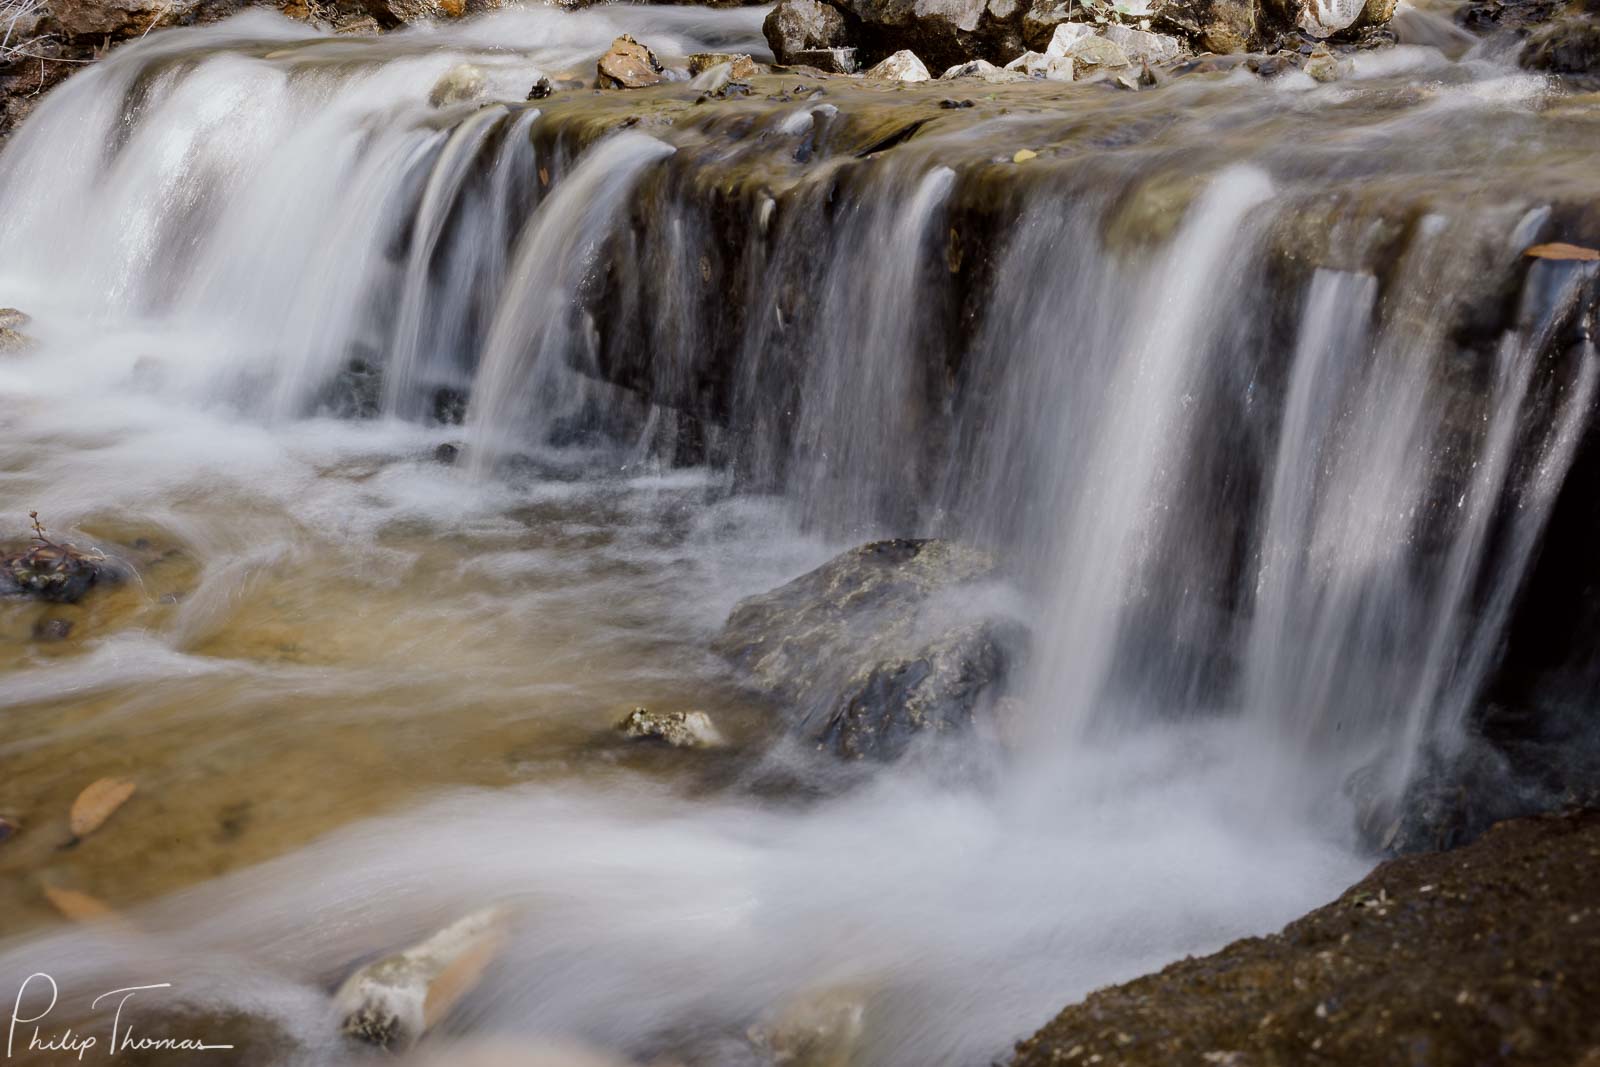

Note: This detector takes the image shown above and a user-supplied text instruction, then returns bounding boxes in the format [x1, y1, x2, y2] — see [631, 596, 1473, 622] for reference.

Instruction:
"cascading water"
[1, 4, 1598, 1065]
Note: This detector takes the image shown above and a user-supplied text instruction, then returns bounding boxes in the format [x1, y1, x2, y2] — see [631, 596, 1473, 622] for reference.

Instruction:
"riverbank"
[1015, 808, 1600, 1067]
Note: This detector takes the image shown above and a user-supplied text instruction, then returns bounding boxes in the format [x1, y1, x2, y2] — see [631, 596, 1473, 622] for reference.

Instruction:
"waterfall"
[1, 7, 1597, 1064]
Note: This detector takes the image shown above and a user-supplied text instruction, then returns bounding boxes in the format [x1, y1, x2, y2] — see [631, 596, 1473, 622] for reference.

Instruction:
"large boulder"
[714, 539, 1023, 761]
[763, 0, 854, 64]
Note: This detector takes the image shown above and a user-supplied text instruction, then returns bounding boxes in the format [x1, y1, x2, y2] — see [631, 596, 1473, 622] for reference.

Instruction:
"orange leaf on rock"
[1525, 242, 1600, 262]
[69, 777, 137, 839]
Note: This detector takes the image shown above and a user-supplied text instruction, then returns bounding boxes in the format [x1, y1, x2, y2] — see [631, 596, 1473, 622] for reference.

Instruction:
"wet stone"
[616, 707, 727, 748]
[596, 34, 664, 89]
[31, 617, 73, 641]
[428, 62, 486, 107]
[787, 46, 860, 73]
[689, 51, 759, 79]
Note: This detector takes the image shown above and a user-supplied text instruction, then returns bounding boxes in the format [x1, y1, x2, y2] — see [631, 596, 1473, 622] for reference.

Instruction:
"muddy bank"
[1014, 809, 1600, 1067]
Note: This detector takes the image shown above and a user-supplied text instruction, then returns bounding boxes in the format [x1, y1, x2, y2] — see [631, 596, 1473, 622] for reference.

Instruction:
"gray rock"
[428, 63, 486, 107]
[863, 48, 932, 80]
[1100, 21, 1183, 62]
[940, 57, 1001, 76]
[763, 0, 853, 65]
[788, 46, 861, 72]
[1005, 48, 1076, 78]
[596, 34, 664, 89]
[1047, 23, 1132, 69]
[714, 539, 1023, 761]
[617, 707, 727, 748]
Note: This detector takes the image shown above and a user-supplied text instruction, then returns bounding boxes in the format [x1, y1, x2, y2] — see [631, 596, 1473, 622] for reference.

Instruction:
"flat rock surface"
[1014, 809, 1600, 1067]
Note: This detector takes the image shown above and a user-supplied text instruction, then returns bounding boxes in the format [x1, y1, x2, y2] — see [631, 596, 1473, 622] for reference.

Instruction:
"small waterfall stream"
[0, 4, 1598, 1064]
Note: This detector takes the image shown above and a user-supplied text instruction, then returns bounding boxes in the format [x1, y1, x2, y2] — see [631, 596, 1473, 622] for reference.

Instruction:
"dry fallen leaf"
[1013, 149, 1039, 164]
[43, 885, 117, 923]
[1525, 242, 1600, 262]
[69, 777, 137, 839]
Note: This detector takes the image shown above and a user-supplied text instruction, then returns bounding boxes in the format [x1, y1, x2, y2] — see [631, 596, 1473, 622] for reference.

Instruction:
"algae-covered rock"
[715, 539, 1022, 760]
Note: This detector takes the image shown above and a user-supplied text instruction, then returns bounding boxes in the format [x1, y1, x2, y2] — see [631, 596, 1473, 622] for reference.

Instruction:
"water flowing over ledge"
[0, 5, 1598, 1065]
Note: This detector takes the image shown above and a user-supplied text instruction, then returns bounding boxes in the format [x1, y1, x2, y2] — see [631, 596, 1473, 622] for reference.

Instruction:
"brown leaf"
[1525, 242, 1600, 262]
[42, 885, 117, 923]
[69, 777, 136, 839]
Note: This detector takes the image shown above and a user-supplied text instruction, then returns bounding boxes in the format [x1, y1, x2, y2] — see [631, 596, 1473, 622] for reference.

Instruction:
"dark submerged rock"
[714, 539, 1022, 760]
[3, 528, 113, 604]
[322, 357, 383, 419]
[1015, 809, 1600, 1067]
[1521, 9, 1600, 74]
[31, 617, 74, 641]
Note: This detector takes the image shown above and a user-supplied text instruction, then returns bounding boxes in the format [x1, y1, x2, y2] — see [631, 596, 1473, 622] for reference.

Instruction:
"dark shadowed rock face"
[1014, 809, 1600, 1067]
[764, 0, 855, 63]
[836, 0, 1029, 69]
[714, 539, 1023, 760]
